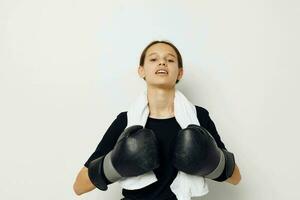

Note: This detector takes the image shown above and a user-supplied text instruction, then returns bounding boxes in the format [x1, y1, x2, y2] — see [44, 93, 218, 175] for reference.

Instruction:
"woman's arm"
[199, 108, 242, 185]
[73, 167, 96, 195]
[225, 164, 241, 185]
[73, 112, 127, 195]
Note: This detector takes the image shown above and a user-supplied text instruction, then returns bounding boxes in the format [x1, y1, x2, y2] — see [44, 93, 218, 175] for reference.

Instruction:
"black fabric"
[87, 155, 108, 190]
[84, 105, 227, 200]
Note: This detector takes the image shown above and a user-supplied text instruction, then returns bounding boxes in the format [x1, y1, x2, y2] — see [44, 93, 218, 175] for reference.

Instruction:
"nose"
[159, 60, 166, 66]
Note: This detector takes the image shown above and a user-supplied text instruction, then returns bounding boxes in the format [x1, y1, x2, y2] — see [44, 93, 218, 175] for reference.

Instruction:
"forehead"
[146, 43, 177, 57]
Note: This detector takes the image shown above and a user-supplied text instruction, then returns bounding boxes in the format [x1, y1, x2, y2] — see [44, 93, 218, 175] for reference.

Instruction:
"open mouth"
[155, 69, 168, 75]
[156, 73, 168, 76]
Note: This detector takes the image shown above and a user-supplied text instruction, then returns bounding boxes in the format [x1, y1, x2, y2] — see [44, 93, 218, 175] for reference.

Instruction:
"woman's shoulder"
[115, 111, 128, 125]
[194, 104, 212, 125]
[117, 111, 128, 118]
[194, 105, 209, 116]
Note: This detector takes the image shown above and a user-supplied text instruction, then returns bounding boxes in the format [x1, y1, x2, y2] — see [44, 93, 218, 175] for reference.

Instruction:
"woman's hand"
[73, 166, 96, 195]
[225, 164, 241, 185]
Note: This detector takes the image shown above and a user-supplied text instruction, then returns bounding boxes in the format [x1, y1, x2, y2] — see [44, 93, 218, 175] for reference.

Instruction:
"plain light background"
[1, 0, 299, 199]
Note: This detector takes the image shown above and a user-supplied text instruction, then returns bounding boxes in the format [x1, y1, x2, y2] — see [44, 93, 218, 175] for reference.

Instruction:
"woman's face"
[138, 43, 183, 89]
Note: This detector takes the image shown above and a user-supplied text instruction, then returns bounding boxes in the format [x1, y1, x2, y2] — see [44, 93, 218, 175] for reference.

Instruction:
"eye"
[168, 59, 174, 62]
[150, 58, 157, 62]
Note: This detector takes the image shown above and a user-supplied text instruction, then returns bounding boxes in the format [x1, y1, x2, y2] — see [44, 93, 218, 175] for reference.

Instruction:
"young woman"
[73, 40, 241, 199]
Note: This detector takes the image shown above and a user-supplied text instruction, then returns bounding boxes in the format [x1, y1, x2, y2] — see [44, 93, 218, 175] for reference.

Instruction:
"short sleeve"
[84, 112, 127, 168]
[196, 106, 227, 150]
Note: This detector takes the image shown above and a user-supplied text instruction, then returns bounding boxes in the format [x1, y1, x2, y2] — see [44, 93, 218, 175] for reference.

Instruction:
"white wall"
[1, 0, 299, 199]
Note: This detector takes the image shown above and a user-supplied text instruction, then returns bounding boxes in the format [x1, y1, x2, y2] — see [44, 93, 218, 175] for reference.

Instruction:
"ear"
[177, 67, 184, 80]
[138, 66, 145, 78]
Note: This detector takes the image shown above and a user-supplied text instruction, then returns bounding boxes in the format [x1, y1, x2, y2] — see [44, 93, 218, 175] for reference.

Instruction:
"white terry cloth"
[117, 88, 209, 200]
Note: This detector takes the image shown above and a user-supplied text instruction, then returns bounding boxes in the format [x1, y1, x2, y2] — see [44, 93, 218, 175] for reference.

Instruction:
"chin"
[148, 81, 174, 89]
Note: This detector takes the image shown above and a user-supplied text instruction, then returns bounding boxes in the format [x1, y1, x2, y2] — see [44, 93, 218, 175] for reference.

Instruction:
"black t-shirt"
[84, 105, 227, 200]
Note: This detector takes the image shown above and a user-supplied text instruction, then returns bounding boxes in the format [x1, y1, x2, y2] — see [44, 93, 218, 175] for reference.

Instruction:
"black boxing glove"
[172, 124, 235, 181]
[88, 125, 160, 190]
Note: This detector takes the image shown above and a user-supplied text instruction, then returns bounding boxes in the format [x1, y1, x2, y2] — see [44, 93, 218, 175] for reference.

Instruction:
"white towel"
[118, 88, 209, 200]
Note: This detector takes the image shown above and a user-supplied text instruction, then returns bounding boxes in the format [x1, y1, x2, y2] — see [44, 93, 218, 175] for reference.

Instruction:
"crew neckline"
[148, 116, 175, 120]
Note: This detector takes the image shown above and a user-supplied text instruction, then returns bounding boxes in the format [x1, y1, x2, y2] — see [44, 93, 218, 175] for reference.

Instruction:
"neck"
[147, 86, 175, 118]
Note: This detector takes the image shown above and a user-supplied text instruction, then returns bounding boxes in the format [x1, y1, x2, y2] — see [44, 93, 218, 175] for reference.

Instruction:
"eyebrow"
[147, 52, 176, 58]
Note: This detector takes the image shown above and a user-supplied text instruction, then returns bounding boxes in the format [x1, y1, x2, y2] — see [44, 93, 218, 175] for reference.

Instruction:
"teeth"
[156, 70, 168, 74]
